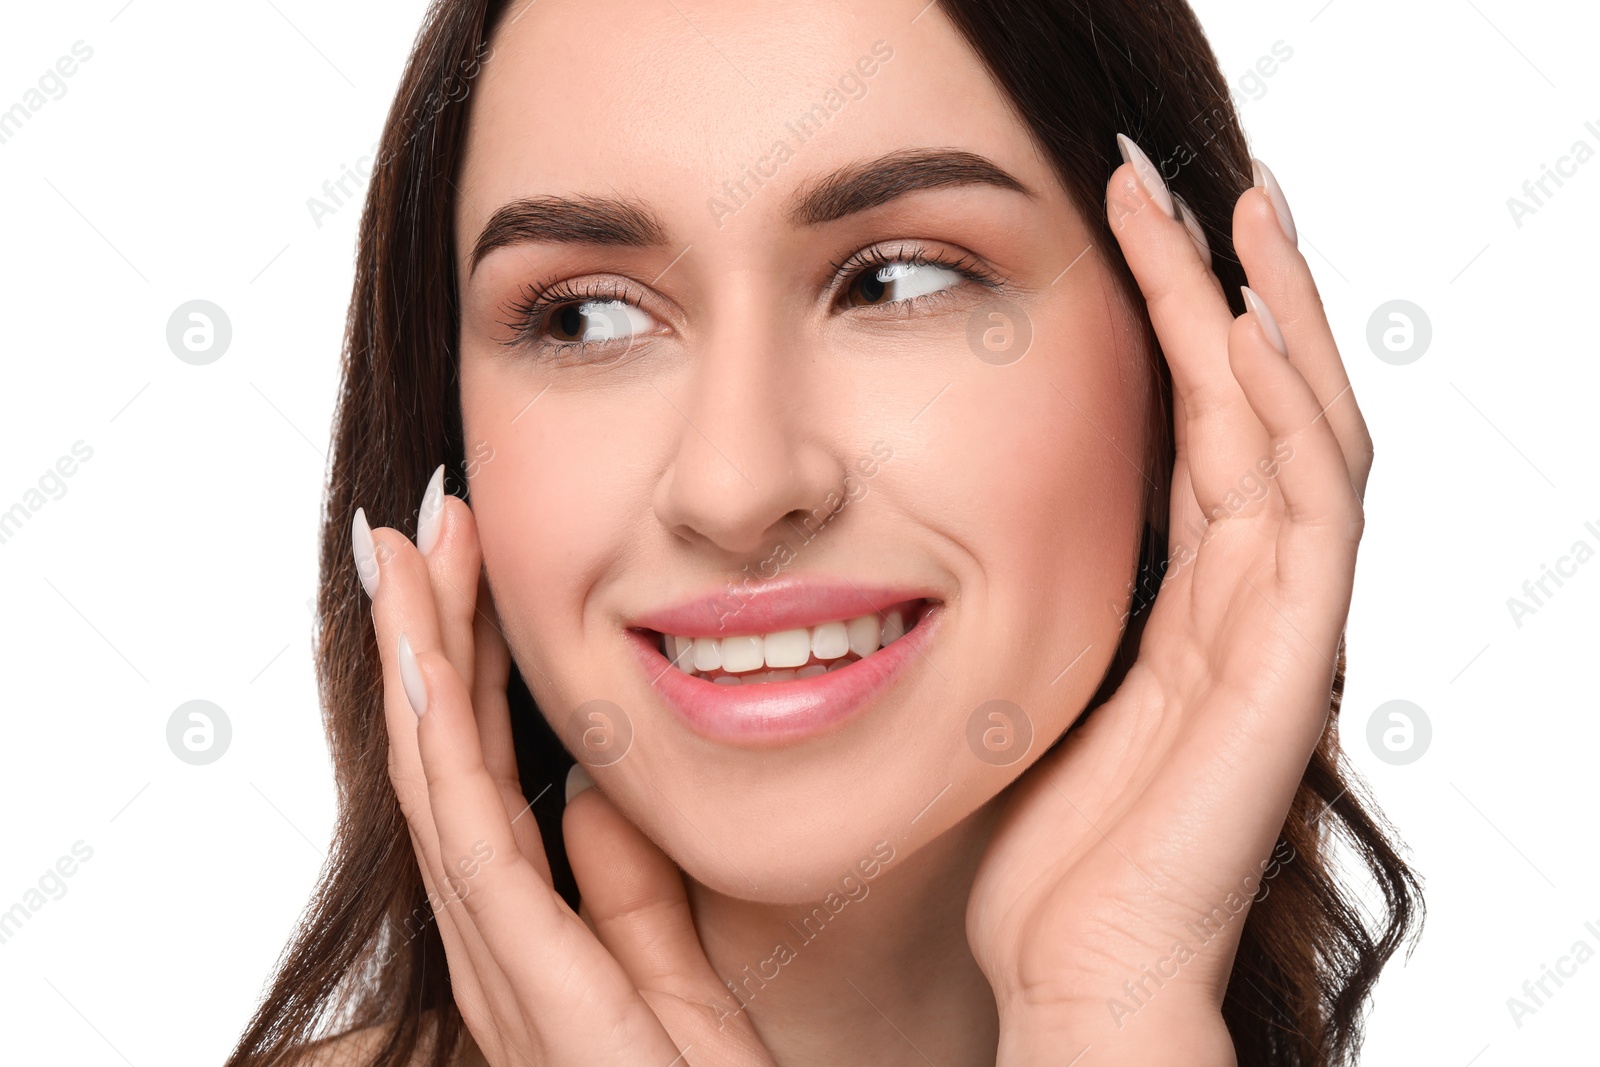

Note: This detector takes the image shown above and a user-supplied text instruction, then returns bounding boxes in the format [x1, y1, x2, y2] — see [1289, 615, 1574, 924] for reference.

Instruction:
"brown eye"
[545, 299, 653, 344]
[843, 260, 966, 308]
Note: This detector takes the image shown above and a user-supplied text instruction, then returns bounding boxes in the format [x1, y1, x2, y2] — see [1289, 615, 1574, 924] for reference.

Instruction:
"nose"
[652, 299, 847, 558]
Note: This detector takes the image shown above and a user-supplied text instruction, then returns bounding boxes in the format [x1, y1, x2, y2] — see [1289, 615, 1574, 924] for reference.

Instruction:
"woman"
[229, 0, 1423, 1063]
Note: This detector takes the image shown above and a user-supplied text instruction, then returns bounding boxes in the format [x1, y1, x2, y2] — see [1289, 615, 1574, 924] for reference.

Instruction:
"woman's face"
[455, 0, 1151, 902]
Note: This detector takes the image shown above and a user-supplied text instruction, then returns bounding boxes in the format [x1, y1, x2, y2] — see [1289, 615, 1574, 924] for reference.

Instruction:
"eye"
[500, 279, 660, 360]
[833, 242, 1000, 312]
[547, 298, 653, 345]
[500, 242, 1002, 361]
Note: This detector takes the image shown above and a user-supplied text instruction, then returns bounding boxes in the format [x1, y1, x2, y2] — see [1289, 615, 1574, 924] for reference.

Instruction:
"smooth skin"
[350, 153, 1369, 1066]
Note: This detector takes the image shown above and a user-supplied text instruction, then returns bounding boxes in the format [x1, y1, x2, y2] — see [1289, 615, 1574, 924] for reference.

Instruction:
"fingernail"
[1174, 195, 1212, 267]
[1116, 133, 1175, 219]
[1241, 286, 1288, 356]
[398, 632, 427, 717]
[1251, 159, 1298, 246]
[352, 507, 380, 599]
[417, 464, 446, 557]
[565, 763, 596, 803]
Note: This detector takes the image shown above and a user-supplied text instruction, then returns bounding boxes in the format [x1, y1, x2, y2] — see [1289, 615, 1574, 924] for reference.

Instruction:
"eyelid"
[499, 273, 666, 351]
[823, 239, 1003, 303]
[503, 240, 1003, 356]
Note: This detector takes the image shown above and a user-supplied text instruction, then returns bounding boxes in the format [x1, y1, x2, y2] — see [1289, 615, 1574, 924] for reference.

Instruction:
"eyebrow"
[467, 148, 1034, 275]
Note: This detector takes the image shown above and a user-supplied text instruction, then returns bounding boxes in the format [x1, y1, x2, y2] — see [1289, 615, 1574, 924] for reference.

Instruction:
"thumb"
[562, 765, 775, 1063]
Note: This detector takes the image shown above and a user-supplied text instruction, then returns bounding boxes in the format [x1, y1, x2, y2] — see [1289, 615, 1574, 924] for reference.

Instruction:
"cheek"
[924, 286, 1145, 509]
[891, 282, 1149, 691]
[459, 356, 664, 646]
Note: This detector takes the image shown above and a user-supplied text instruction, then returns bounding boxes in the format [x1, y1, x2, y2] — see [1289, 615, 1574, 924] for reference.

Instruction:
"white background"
[1, 1, 1595, 1063]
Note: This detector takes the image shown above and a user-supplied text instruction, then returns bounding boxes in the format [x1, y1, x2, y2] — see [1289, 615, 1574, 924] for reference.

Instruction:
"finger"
[419, 483, 531, 847]
[406, 637, 682, 1059]
[469, 566, 521, 791]
[1106, 135, 1272, 515]
[1229, 288, 1364, 613]
[471, 572, 550, 881]
[417, 468, 484, 691]
[362, 517, 446, 867]
[365, 521, 528, 1016]
[565, 774, 777, 1065]
[1233, 162, 1374, 499]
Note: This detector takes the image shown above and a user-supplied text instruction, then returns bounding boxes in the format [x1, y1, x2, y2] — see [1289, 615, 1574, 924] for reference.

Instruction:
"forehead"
[455, 0, 1055, 244]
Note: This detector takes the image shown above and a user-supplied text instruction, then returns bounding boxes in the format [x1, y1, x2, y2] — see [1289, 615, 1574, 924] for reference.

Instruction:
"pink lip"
[625, 600, 944, 747]
[629, 577, 939, 637]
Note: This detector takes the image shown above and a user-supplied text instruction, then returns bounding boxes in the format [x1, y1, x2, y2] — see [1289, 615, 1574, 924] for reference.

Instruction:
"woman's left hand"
[965, 143, 1373, 1065]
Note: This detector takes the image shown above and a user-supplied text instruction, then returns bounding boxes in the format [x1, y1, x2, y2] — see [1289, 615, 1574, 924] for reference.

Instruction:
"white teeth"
[846, 615, 880, 657]
[719, 634, 764, 673]
[881, 609, 905, 645]
[811, 620, 850, 660]
[692, 636, 721, 672]
[660, 605, 922, 684]
[764, 628, 811, 669]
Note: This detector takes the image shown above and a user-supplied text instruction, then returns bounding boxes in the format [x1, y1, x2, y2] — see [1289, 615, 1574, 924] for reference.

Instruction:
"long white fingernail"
[1174, 195, 1212, 268]
[565, 763, 595, 802]
[1241, 286, 1288, 356]
[398, 632, 427, 717]
[417, 464, 446, 557]
[1251, 159, 1298, 246]
[1116, 133, 1175, 219]
[352, 507, 380, 599]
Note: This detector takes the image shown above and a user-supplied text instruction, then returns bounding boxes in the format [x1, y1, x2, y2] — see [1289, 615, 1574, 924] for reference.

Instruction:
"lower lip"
[624, 603, 943, 747]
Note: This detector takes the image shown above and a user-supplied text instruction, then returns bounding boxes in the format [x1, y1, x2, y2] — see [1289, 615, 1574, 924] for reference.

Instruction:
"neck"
[688, 797, 1004, 1066]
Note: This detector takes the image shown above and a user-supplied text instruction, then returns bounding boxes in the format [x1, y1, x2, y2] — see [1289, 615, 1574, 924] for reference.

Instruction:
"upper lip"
[628, 576, 941, 638]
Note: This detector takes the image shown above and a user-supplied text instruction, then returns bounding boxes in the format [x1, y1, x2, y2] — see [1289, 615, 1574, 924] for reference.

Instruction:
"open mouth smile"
[624, 584, 942, 746]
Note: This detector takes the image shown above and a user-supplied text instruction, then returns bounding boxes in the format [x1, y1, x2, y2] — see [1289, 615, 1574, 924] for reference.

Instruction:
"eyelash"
[499, 241, 1002, 359]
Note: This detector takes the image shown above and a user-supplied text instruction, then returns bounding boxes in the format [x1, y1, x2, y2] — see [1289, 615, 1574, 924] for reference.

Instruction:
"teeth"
[846, 615, 880, 657]
[764, 628, 811, 669]
[720, 634, 764, 673]
[882, 609, 905, 645]
[660, 604, 922, 684]
[692, 636, 722, 672]
[811, 620, 850, 660]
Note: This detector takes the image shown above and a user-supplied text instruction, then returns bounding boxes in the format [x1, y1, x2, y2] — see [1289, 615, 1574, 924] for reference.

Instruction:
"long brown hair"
[226, 2, 1423, 1063]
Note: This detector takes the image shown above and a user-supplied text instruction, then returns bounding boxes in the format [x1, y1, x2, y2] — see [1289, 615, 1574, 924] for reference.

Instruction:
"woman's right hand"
[353, 477, 774, 1067]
